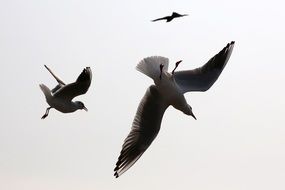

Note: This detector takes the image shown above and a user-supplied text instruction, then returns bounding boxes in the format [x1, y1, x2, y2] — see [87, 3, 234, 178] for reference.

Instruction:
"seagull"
[39, 65, 92, 119]
[114, 41, 235, 178]
[151, 12, 188, 22]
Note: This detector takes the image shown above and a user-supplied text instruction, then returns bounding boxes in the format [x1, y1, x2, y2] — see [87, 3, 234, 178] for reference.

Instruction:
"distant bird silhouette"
[114, 41, 235, 178]
[40, 65, 92, 119]
[151, 12, 188, 22]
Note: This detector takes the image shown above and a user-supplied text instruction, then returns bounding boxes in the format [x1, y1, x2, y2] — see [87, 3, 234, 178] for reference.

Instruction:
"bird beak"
[183, 14, 189, 16]
[190, 112, 196, 120]
[83, 106, 88, 111]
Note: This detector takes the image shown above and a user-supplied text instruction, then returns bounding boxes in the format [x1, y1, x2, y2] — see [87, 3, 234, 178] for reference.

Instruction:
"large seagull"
[114, 41, 235, 178]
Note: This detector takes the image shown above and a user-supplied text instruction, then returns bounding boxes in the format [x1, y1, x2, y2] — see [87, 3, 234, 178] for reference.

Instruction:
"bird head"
[75, 101, 88, 111]
[185, 104, 197, 120]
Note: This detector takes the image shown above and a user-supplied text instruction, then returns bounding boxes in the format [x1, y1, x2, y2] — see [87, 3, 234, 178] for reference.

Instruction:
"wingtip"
[225, 41, 235, 49]
[85, 67, 91, 73]
[229, 41, 235, 49]
[114, 169, 120, 178]
[113, 163, 121, 178]
[82, 67, 92, 79]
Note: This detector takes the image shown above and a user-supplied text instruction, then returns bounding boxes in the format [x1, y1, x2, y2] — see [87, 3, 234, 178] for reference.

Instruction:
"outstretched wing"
[44, 65, 66, 94]
[114, 85, 169, 178]
[174, 41, 235, 93]
[44, 65, 65, 85]
[54, 67, 92, 101]
[151, 16, 169, 22]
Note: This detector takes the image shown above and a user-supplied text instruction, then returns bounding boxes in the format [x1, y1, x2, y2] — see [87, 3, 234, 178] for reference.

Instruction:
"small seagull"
[114, 41, 235, 178]
[40, 65, 92, 119]
[151, 12, 188, 22]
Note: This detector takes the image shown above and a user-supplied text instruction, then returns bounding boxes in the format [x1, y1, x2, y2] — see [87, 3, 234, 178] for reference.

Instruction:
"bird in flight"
[40, 65, 92, 119]
[151, 12, 188, 22]
[114, 41, 235, 178]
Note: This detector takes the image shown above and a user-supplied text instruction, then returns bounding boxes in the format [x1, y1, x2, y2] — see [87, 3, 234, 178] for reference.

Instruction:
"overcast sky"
[0, 0, 285, 189]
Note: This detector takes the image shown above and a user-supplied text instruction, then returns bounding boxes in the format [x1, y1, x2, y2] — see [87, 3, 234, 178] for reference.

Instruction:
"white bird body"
[40, 84, 79, 113]
[137, 56, 192, 115]
[114, 41, 235, 178]
[158, 74, 191, 115]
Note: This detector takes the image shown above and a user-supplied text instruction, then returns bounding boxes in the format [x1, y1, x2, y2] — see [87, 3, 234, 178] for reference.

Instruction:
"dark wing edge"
[53, 67, 92, 100]
[44, 65, 66, 85]
[174, 41, 235, 93]
[151, 16, 169, 22]
[75, 67, 92, 85]
[114, 85, 169, 178]
[43, 65, 66, 94]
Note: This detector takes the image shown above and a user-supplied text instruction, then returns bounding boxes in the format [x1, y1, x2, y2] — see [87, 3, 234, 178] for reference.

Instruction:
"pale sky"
[0, 0, 285, 190]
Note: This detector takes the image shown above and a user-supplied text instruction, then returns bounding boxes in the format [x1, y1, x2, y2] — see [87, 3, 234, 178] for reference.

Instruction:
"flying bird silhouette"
[151, 12, 188, 22]
[40, 65, 92, 119]
[114, 41, 235, 178]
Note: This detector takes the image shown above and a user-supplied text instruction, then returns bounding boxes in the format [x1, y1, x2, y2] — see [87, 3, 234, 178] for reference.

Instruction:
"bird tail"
[136, 56, 169, 81]
[39, 84, 52, 100]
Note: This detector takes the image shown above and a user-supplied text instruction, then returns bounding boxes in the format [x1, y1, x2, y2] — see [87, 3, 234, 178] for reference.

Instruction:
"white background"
[0, 0, 284, 189]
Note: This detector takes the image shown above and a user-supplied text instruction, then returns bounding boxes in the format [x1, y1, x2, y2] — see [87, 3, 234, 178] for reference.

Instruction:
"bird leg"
[172, 60, 182, 74]
[159, 64, 164, 80]
[41, 107, 51, 119]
